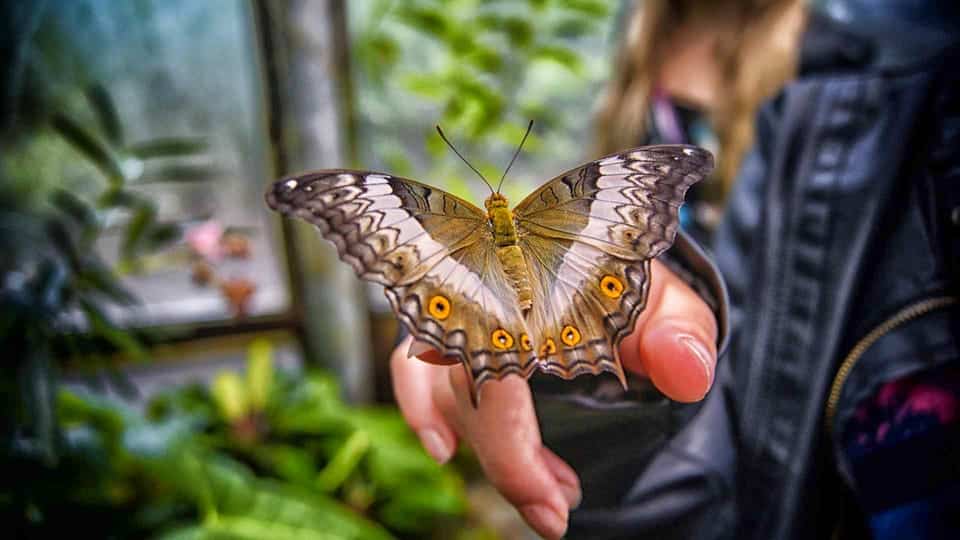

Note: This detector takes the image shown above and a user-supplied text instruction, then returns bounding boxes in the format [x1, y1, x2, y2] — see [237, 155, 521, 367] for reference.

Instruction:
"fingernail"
[418, 429, 453, 464]
[560, 482, 582, 509]
[545, 458, 582, 508]
[678, 335, 713, 398]
[519, 504, 567, 540]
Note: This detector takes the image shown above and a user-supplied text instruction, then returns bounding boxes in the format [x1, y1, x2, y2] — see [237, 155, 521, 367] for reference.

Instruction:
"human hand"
[390, 260, 718, 539]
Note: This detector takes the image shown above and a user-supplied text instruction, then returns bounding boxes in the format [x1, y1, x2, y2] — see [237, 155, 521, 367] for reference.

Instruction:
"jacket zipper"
[824, 296, 958, 435]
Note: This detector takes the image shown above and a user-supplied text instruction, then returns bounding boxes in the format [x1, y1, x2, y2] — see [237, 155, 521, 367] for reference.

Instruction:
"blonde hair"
[595, 0, 806, 198]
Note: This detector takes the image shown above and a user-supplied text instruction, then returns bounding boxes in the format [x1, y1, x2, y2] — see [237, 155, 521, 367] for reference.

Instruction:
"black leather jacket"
[537, 11, 960, 540]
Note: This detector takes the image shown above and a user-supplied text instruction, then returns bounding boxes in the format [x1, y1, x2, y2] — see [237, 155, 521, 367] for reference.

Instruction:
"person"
[595, 0, 806, 239]
[391, 1, 960, 538]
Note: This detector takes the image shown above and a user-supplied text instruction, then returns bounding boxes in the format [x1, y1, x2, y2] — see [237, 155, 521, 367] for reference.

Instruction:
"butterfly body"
[485, 193, 534, 311]
[266, 145, 714, 403]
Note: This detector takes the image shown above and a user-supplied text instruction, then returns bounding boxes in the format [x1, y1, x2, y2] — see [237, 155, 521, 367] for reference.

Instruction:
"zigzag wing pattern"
[514, 145, 713, 384]
[383, 238, 536, 403]
[267, 170, 533, 403]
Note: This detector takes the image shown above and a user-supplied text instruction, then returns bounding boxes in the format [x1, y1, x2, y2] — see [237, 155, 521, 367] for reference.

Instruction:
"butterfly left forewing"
[267, 170, 487, 286]
[515, 145, 713, 384]
[266, 170, 533, 403]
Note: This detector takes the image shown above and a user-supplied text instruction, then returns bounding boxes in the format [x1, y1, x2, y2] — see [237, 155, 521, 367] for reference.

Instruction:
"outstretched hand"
[390, 260, 718, 539]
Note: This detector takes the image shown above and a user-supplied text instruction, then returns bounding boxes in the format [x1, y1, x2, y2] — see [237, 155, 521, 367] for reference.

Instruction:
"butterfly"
[266, 125, 713, 404]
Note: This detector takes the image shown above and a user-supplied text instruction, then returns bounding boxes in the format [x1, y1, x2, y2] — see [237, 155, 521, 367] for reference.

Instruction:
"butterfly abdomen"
[486, 194, 533, 311]
[497, 245, 533, 311]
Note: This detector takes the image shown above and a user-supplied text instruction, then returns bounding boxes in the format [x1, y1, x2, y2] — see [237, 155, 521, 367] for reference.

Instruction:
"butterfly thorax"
[484, 193, 516, 247]
[485, 193, 533, 312]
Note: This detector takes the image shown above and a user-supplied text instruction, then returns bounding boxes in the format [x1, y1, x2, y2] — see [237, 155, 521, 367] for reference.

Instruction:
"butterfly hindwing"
[521, 234, 652, 385]
[515, 145, 713, 383]
[385, 238, 536, 402]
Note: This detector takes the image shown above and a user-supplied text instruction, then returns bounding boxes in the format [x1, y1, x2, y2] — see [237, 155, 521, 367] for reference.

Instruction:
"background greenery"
[9, 340, 471, 539]
[1, 0, 616, 538]
[350, 0, 614, 204]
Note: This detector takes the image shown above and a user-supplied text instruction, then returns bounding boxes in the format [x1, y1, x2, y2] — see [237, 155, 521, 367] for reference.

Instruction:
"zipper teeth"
[825, 296, 958, 434]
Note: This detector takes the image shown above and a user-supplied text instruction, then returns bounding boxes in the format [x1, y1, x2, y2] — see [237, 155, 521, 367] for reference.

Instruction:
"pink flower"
[186, 220, 224, 261]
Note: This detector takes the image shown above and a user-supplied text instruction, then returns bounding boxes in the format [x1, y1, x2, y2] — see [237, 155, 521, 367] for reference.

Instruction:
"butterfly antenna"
[435, 125, 495, 194]
[496, 120, 534, 193]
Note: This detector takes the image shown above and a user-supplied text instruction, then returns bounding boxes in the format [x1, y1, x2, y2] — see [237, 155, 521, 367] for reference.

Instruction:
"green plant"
[1, 83, 212, 466]
[351, 0, 612, 202]
[148, 339, 469, 538]
[2, 339, 475, 539]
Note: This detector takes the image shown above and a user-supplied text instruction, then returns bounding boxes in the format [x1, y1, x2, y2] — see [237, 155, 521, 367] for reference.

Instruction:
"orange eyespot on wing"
[491, 328, 515, 350]
[520, 333, 533, 351]
[539, 338, 557, 357]
[599, 275, 624, 299]
[428, 295, 451, 320]
[560, 325, 581, 347]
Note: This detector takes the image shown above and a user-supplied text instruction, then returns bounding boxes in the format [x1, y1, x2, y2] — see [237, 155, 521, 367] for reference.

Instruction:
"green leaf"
[79, 298, 149, 360]
[33, 258, 68, 312]
[154, 525, 206, 540]
[97, 187, 153, 212]
[50, 189, 99, 233]
[144, 222, 181, 252]
[126, 137, 208, 158]
[362, 33, 400, 71]
[250, 445, 316, 485]
[246, 338, 274, 411]
[558, 0, 610, 18]
[86, 84, 124, 145]
[202, 516, 341, 540]
[377, 485, 466, 532]
[77, 259, 137, 305]
[50, 112, 125, 183]
[476, 14, 533, 48]
[45, 217, 83, 271]
[58, 390, 129, 446]
[211, 372, 249, 422]
[143, 163, 219, 183]
[394, 5, 449, 40]
[315, 430, 371, 493]
[551, 17, 598, 39]
[188, 456, 395, 540]
[401, 73, 449, 101]
[532, 44, 584, 74]
[121, 205, 156, 260]
[447, 27, 478, 56]
[463, 44, 502, 73]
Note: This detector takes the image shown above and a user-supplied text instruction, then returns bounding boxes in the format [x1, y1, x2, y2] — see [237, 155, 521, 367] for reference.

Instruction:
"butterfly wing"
[266, 170, 534, 402]
[514, 145, 714, 384]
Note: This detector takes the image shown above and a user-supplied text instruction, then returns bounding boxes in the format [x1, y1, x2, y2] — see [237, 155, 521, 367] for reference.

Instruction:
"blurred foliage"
[1, 339, 477, 539]
[350, 0, 613, 203]
[0, 82, 212, 466]
[1, 0, 213, 505]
